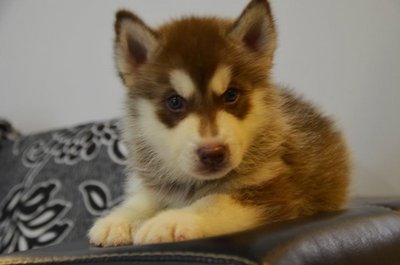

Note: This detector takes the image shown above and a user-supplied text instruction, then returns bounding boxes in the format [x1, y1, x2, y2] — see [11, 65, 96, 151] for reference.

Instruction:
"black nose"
[197, 145, 228, 170]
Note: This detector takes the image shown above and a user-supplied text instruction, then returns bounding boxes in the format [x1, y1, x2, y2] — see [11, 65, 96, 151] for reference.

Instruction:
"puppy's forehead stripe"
[169, 69, 196, 98]
[208, 65, 231, 96]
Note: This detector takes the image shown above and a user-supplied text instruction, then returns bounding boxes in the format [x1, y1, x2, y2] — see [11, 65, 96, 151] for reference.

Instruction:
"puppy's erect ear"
[114, 10, 158, 88]
[229, 0, 276, 55]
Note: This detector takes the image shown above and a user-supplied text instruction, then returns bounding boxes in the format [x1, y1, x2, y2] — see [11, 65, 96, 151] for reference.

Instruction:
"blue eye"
[167, 95, 186, 112]
[224, 87, 240, 103]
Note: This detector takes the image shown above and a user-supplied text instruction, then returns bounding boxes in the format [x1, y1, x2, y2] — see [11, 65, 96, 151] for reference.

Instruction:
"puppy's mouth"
[196, 160, 230, 175]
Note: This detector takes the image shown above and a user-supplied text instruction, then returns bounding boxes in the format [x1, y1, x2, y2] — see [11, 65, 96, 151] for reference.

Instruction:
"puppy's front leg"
[134, 194, 261, 245]
[89, 191, 160, 247]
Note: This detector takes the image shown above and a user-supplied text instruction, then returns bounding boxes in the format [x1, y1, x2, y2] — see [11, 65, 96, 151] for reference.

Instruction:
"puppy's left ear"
[114, 10, 159, 88]
[229, 0, 276, 56]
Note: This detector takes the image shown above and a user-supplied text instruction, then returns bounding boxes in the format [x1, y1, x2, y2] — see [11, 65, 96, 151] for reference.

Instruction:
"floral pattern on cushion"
[0, 120, 128, 254]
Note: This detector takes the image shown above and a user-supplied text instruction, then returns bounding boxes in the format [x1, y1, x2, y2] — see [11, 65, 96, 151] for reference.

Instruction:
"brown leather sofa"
[0, 198, 399, 265]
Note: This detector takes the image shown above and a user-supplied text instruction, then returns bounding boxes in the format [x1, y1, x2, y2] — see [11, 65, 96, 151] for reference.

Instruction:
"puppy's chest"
[159, 183, 198, 207]
[147, 178, 230, 208]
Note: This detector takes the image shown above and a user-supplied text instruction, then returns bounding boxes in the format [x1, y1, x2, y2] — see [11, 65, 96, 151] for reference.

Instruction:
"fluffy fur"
[89, 0, 350, 246]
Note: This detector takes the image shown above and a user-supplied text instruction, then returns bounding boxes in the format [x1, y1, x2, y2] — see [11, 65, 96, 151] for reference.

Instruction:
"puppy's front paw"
[88, 213, 139, 247]
[133, 211, 204, 245]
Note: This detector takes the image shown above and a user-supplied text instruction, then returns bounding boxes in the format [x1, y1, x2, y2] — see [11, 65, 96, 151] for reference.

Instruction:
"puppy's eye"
[223, 87, 240, 103]
[166, 95, 186, 112]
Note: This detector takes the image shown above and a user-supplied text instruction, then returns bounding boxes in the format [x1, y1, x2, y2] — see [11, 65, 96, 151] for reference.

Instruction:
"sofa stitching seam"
[0, 251, 258, 265]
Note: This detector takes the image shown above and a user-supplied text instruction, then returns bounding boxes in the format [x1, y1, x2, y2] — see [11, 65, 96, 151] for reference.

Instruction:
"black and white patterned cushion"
[0, 119, 128, 254]
[0, 119, 20, 145]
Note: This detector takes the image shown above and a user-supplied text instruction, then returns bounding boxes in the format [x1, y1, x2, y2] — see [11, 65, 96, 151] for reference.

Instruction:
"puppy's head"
[116, 0, 277, 182]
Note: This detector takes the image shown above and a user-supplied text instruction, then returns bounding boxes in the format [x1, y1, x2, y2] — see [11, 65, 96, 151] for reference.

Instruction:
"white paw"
[133, 211, 204, 245]
[88, 213, 139, 247]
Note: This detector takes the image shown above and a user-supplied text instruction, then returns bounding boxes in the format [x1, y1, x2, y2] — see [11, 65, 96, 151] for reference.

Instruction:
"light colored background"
[1, 0, 399, 196]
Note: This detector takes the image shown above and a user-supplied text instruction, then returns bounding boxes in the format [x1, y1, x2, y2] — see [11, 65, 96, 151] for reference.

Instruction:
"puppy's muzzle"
[197, 144, 229, 172]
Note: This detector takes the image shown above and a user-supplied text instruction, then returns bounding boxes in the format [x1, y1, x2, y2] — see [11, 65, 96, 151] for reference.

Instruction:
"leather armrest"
[1, 199, 399, 265]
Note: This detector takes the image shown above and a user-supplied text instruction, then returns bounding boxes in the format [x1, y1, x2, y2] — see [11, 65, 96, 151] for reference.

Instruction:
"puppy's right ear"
[114, 10, 158, 88]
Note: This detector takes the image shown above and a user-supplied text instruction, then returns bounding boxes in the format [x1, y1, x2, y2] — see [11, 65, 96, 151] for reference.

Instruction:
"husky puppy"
[89, 0, 350, 246]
